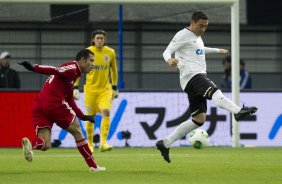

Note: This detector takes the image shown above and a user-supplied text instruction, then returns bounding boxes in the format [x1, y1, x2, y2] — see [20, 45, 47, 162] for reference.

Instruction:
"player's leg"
[99, 109, 112, 151]
[84, 92, 98, 153]
[85, 121, 94, 152]
[186, 74, 240, 113]
[187, 74, 257, 121]
[22, 99, 52, 162]
[156, 118, 205, 163]
[98, 90, 113, 152]
[156, 96, 207, 163]
[22, 127, 51, 162]
[163, 113, 206, 145]
[66, 117, 105, 172]
[212, 89, 257, 120]
[156, 74, 212, 163]
[54, 100, 105, 172]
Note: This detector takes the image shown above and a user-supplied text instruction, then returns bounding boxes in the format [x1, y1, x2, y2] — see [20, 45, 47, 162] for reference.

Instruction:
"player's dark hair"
[90, 29, 107, 46]
[75, 49, 94, 61]
[191, 10, 208, 22]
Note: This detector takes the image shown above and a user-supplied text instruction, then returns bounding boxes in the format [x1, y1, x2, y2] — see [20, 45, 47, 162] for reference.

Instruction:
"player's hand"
[18, 61, 34, 71]
[81, 115, 95, 123]
[219, 49, 229, 55]
[73, 86, 80, 100]
[167, 58, 179, 70]
[112, 85, 119, 99]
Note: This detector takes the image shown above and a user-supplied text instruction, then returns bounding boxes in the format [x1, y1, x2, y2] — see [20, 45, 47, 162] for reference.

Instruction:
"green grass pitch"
[0, 147, 282, 184]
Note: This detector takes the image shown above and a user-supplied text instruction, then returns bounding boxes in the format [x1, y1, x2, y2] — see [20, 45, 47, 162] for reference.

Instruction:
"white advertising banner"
[51, 92, 282, 147]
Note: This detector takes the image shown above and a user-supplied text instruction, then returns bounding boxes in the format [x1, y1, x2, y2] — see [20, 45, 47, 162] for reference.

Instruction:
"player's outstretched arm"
[67, 97, 95, 123]
[18, 61, 34, 71]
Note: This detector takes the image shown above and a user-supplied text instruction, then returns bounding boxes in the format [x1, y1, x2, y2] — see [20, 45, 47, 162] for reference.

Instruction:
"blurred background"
[1, 0, 282, 90]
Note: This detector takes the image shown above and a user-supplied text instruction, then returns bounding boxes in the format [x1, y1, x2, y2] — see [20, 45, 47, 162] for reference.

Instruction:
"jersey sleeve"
[33, 64, 59, 75]
[204, 47, 220, 54]
[110, 50, 118, 86]
[33, 63, 78, 81]
[66, 86, 85, 119]
[163, 32, 186, 62]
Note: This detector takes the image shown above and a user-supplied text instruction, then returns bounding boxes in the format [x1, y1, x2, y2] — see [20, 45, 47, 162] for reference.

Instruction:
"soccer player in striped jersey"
[73, 29, 118, 152]
[156, 10, 257, 163]
[19, 49, 105, 172]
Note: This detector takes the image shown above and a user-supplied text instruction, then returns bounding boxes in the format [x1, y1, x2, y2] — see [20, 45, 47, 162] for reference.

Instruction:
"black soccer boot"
[156, 140, 171, 163]
[234, 106, 257, 121]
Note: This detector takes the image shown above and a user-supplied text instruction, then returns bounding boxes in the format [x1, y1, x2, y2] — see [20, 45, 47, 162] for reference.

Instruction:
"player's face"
[192, 19, 208, 36]
[93, 34, 106, 49]
[83, 54, 94, 73]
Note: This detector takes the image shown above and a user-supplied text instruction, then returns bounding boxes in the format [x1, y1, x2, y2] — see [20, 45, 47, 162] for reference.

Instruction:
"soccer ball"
[189, 129, 210, 149]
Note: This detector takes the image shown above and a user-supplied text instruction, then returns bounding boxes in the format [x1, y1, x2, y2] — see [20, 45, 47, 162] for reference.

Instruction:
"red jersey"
[33, 61, 84, 119]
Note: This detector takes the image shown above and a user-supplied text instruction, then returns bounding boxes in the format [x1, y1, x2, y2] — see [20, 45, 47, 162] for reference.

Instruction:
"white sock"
[212, 90, 241, 114]
[163, 120, 199, 148]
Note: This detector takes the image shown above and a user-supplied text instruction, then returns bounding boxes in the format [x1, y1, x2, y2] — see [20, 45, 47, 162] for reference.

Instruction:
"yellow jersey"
[75, 45, 118, 93]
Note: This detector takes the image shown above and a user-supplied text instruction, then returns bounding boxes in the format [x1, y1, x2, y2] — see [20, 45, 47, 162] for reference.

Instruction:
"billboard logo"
[269, 114, 282, 139]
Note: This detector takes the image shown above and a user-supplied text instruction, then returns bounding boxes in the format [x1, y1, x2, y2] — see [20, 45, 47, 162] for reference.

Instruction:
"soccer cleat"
[156, 140, 171, 163]
[22, 137, 33, 162]
[234, 106, 257, 121]
[99, 143, 113, 152]
[89, 166, 106, 172]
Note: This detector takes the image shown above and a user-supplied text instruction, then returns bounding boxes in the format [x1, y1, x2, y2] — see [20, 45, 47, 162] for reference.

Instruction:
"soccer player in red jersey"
[18, 49, 105, 172]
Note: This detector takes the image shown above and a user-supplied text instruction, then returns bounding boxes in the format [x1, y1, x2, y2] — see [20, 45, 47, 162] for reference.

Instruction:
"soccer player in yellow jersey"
[73, 29, 118, 152]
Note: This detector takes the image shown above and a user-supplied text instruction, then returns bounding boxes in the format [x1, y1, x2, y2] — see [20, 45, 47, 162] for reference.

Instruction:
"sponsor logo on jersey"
[104, 55, 110, 62]
[196, 49, 204, 55]
[93, 65, 109, 70]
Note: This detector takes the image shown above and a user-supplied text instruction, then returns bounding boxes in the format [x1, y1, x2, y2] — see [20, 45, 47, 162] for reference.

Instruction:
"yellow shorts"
[84, 88, 112, 115]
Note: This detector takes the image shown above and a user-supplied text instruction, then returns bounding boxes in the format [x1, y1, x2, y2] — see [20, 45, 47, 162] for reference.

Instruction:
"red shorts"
[32, 99, 76, 134]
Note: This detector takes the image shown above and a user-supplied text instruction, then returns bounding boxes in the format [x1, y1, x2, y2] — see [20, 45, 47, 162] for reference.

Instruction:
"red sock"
[31, 137, 45, 150]
[76, 138, 97, 168]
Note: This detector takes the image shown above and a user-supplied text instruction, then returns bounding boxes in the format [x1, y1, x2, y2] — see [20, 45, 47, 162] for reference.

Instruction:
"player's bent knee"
[206, 87, 218, 100]
[101, 109, 110, 117]
[193, 113, 206, 123]
[192, 119, 205, 127]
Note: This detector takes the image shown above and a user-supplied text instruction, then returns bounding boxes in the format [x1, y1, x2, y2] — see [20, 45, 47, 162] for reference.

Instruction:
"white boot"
[89, 166, 106, 172]
[22, 137, 33, 162]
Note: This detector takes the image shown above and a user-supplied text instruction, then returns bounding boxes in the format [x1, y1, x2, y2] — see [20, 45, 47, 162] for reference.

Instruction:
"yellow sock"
[101, 117, 110, 145]
[85, 121, 94, 151]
